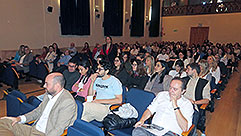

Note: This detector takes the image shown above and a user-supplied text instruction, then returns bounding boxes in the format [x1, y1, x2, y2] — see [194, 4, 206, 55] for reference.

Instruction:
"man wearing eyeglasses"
[81, 59, 123, 122]
[63, 58, 80, 91]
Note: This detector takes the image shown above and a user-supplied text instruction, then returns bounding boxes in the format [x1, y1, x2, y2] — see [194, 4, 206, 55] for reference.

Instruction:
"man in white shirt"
[0, 72, 77, 136]
[133, 77, 194, 136]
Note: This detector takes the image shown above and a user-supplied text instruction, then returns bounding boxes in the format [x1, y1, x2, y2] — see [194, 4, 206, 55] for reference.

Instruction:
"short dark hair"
[99, 59, 112, 71]
[53, 74, 65, 88]
[171, 77, 186, 91]
[187, 63, 201, 75]
[68, 58, 78, 65]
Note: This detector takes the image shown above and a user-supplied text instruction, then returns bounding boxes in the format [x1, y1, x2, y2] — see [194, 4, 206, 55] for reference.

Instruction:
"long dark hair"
[113, 56, 125, 76]
[150, 60, 168, 83]
[130, 58, 147, 77]
[78, 60, 93, 84]
[175, 59, 185, 78]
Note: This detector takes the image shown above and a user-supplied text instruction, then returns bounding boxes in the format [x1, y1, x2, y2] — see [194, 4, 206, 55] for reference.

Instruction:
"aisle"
[205, 65, 241, 136]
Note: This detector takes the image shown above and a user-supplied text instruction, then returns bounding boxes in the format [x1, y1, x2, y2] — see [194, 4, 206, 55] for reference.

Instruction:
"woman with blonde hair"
[207, 56, 221, 84]
[199, 59, 212, 82]
[145, 55, 155, 76]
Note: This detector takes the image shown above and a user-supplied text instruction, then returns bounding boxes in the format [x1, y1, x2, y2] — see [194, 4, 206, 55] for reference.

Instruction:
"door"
[189, 27, 209, 46]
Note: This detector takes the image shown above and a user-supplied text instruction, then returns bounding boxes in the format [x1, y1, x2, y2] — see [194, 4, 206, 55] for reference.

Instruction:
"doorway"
[189, 27, 209, 46]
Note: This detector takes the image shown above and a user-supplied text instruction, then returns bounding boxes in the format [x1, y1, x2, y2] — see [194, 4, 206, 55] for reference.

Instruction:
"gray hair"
[52, 74, 65, 88]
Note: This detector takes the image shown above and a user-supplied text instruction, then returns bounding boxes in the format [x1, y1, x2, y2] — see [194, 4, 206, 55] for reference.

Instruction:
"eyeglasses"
[68, 65, 76, 68]
[97, 68, 104, 71]
[114, 60, 120, 62]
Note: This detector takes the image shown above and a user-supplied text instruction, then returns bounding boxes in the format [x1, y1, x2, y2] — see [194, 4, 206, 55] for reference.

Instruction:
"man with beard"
[81, 59, 122, 122]
[0, 73, 77, 136]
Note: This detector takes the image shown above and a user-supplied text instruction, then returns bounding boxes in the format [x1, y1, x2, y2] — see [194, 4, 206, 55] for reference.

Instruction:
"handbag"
[103, 112, 137, 131]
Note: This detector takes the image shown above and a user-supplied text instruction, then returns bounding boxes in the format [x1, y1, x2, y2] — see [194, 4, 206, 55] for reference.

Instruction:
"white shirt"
[148, 92, 194, 135]
[157, 54, 169, 61]
[210, 66, 221, 84]
[20, 90, 64, 133]
[19, 54, 26, 67]
[168, 70, 187, 78]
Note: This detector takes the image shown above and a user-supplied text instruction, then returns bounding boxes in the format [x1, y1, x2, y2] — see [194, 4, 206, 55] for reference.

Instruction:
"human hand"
[90, 73, 98, 81]
[0, 116, 21, 126]
[134, 120, 144, 128]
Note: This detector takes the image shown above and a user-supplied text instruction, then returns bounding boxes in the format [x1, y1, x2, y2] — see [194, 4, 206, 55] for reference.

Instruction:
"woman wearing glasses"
[110, 56, 129, 87]
[126, 58, 149, 90]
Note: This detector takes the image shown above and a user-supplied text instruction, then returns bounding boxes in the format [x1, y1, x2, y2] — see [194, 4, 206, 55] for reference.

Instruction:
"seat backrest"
[71, 119, 105, 136]
[210, 76, 216, 90]
[122, 86, 127, 103]
[10, 90, 27, 101]
[125, 88, 155, 120]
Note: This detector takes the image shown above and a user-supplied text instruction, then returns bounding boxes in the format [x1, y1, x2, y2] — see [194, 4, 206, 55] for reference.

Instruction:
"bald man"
[0, 72, 77, 136]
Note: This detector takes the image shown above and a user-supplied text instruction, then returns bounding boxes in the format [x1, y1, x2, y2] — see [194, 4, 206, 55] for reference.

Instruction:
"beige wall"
[0, 0, 161, 54]
[161, 13, 241, 44]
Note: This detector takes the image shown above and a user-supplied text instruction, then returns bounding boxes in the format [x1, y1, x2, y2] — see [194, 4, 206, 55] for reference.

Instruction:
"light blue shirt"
[93, 75, 122, 100]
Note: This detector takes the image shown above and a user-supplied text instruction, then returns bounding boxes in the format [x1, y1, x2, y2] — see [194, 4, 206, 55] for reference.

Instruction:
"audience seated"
[110, 56, 129, 87]
[44, 45, 57, 72]
[63, 58, 80, 91]
[81, 59, 122, 122]
[169, 59, 187, 78]
[15, 46, 33, 82]
[72, 59, 94, 102]
[0, 73, 77, 136]
[133, 77, 194, 136]
[10, 45, 25, 64]
[144, 60, 172, 95]
[126, 58, 149, 90]
[145, 55, 155, 76]
[183, 63, 210, 135]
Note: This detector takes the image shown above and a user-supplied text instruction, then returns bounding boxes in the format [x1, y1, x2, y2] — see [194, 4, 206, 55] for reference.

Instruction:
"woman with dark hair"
[52, 42, 62, 57]
[144, 60, 172, 95]
[122, 53, 132, 72]
[110, 56, 129, 86]
[168, 60, 187, 78]
[38, 46, 48, 61]
[72, 59, 94, 102]
[126, 58, 149, 90]
[44, 45, 57, 72]
[100, 36, 117, 65]
[184, 49, 193, 68]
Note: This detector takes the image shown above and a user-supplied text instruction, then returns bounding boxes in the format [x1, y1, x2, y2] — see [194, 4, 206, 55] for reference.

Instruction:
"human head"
[24, 46, 30, 54]
[178, 52, 185, 60]
[67, 58, 78, 73]
[130, 58, 147, 76]
[154, 60, 167, 74]
[49, 45, 54, 52]
[105, 36, 112, 44]
[169, 77, 186, 99]
[122, 53, 129, 63]
[175, 60, 184, 72]
[70, 42, 75, 48]
[42, 46, 48, 53]
[52, 43, 58, 49]
[186, 63, 200, 77]
[199, 59, 209, 76]
[97, 59, 112, 77]
[114, 56, 124, 68]
[97, 54, 106, 65]
[78, 59, 92, 76]
[43, 72, 65, 96]
[64, 49, 70, 56]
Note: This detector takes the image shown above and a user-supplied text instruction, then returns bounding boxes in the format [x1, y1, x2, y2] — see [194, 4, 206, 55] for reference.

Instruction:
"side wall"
[161, 13, 241, 44]
[0, 0, 162, 58]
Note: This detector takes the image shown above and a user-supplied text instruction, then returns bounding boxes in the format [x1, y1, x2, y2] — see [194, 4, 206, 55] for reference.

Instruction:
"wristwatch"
[174, 107, 180, 110]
